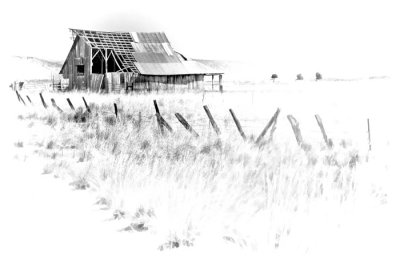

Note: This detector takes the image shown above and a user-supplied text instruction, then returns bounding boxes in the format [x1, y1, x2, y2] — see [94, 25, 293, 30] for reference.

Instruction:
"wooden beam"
[110, 50, 123, 71]
[92, 49, 100, 60]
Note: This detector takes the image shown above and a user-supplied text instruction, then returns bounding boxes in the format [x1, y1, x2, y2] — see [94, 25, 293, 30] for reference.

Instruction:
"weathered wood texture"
[175, 113, 199, 137]
[203, 105, 221, 135]
[255, 108, 280, 144]
[315, 114, 333, 148]
[90, 74, 104, 92]
[61, 37, 206, 93]
[39, 93, 48, 108]
[229, 109, 246, 140]
[61, 36, 92, 90]
[66, 98, 75, 110]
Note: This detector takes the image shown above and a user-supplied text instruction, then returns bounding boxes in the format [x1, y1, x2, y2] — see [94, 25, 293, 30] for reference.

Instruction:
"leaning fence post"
[114, 103, 118, 119]
[66, 98, 75, 110]
[26, 95, 32, 104]
[51, 98, 63, 113]
[39, 93, 48, 108]
[138, 111, 142, 131]
[16, 91, 26, 105]
[153, 100, 164, 135]
[229, 109, 246, 141]
[153, 100, 173, 134]
[82, 97, 91, 113]
[315, 114, 333, 148]
[203, 105, 221, 135]
[175, 113, 199, 137]
[15, 90, 21, 102]
[367, 118, 371, 151]
[160, 115, 173, 132]
[287, 115, 311, 151]
[255, 108, 280, 144]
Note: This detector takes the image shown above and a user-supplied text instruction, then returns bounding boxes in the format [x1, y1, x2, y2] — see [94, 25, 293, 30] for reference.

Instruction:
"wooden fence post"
[82, 97, 91, 113]
[114, 103, 118, 118]
[175, 113, 199, 137]
[153, 100, 173, 134]
[229, 109, 246, 141]
[15, 90, 26, 105]
[203, 105, 221, 135]
[255, 108, 280, 144]
[160, 115, 173, 132]
[39, 93, 48, 108]
[287, 115, 311, 151]
[15, 90, 21, 102]
[367, 118, 371, 151]
[315, 114, 333, 148]
[66, 98, 75, 111]
[138, 111, 142, 131]
[50, 98, 63, 113]
[153, 100, 164, 135]
[26, 95, 32, 104]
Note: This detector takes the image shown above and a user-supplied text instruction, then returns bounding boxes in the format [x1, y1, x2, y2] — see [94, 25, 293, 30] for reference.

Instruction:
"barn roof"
[68, 28, 221, 76]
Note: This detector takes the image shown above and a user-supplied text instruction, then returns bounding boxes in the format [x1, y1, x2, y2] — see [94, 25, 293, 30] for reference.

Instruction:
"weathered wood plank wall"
[61, 36, 92, 91]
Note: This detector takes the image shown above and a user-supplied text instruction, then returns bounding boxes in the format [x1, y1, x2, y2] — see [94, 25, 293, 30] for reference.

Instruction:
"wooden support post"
[39, 93, 48, 108]
[50, 98, 63, 113]
[82, 97, 91, 113]
[211, 75, 214, 90]
[229, 109, 246, 141]
[287, 115, 311, 151]
[175, 113, 199, 137]
[203, 105, 221, 135]
[114, 103, 118, 118]
[219, 74, 223, 93]
[367, 118, 371, 151]
[26, 95, 32, 104]
[105, 49, 109, 93]
[66, 98, 75, 110]
[255, 108, 280, 144]
[315, 114, 333, 148]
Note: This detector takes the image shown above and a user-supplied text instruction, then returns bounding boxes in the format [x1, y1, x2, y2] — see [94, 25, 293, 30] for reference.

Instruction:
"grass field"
[8, 77, 399, 260]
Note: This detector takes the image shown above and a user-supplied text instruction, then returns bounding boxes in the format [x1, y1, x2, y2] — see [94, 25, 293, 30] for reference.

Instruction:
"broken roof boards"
[63, 28, 221, 76]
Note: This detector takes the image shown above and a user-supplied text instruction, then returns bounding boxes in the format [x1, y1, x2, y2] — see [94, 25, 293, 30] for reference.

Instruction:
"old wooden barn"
[59, 28, 223, 92]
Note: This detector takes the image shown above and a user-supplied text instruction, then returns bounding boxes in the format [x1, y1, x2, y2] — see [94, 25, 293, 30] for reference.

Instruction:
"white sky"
[1, 0, 399, 76]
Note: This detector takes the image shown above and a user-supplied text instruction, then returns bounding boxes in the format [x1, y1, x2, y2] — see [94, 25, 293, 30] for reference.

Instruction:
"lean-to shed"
[59, 28, 223, 92]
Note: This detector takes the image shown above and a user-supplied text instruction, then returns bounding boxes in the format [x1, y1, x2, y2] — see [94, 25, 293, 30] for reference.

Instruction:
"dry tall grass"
[14, 80, 394, 254]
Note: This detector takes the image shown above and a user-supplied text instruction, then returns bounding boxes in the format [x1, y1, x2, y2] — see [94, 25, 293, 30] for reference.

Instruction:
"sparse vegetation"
[11, 75, 395, 257]
[296, 74, 304, 80]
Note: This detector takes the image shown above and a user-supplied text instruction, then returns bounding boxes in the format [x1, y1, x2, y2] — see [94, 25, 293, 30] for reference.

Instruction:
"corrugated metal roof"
[133, 53, 181, 63]
[134, 61, 221, 75]
[69, 28, 222, 75]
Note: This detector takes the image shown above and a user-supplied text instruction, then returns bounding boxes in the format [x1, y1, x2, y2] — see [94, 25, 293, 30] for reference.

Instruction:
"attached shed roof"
[68, 28, 222, 76]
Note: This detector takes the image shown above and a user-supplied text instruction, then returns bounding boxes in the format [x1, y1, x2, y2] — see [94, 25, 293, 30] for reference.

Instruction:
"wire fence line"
[13, 90, 372, 152]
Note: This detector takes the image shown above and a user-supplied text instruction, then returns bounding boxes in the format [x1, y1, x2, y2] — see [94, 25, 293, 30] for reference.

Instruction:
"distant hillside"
[8, 56, 63, 83]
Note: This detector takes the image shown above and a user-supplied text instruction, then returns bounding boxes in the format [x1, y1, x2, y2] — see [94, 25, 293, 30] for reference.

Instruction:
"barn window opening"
[77, 65, 85, 76]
